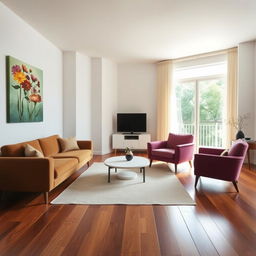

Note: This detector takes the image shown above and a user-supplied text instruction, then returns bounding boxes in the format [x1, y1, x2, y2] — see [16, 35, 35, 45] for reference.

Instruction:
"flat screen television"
[117, 113, 146, 133]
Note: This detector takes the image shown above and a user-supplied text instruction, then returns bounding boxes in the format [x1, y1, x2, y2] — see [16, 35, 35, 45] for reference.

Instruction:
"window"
[173, 62, 227, 149]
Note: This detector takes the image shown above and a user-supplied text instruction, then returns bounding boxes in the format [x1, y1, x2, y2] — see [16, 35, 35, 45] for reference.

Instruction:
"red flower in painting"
[29, 94, 42, 103]
[26, 75, 30, 80]
[12, 65, 21, 74]
[22, 64, 28, 73]
[32, 87, 37, 94]
[31, 74, 38, 82]
[21, 80, 32, 91]
[37, 81, 40, 87]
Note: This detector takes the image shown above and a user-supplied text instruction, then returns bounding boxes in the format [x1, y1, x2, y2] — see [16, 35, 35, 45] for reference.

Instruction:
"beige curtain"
[156, 60, 173, 141]
[226, 48, 238, 147]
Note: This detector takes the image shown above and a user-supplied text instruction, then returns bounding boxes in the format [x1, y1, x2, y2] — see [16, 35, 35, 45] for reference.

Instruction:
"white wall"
[238, 41, 255, 139]
[238, 41, 256, 163]
[102, 59, 117, 154]
[91, 58, 102, 154]
[76, 53, 91, 140]
[91, 57, 117, 154]
[117, 63, 157, 140]
[63, 51, 91, 140]
[0, 3, 63, 146]
[63, 52, 76, 137]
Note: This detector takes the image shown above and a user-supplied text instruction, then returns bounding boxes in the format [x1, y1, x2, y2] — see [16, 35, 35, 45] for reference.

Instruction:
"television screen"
[117, 113, 146, 133]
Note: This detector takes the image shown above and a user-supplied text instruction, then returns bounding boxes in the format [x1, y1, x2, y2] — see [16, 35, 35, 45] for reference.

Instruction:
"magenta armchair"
[147, 133, 194, 173]
[194, 140, 248, 192]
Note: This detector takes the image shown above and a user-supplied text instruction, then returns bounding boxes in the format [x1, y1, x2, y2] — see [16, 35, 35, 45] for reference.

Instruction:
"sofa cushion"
[39, 135, 60, 157]
[52, 149, 92, 163]
[152, 148, 175, 159]
[24, 144, 44, 157]
[167, 133, 193, 149]
[58, 137, 79, 152]
[53, 158, 78, 178]
[1, 139, 43, 157]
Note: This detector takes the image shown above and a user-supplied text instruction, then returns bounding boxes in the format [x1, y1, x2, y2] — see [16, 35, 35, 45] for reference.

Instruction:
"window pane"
[175, 81, 195, 135]
[198, 78, 225, 147]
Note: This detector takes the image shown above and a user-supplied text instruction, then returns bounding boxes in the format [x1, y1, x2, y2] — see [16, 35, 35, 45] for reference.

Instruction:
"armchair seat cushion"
[152, 148, 175, 159]
[54, 158, 78, 178]
[52, 150, 92, 163]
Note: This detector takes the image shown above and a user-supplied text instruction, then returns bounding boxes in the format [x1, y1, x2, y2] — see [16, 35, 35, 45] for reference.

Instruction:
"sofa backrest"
[1, 139, 43, 157]
[228, 140, 248, 157]
[38, 135, 60, 157]
[167, 133, 194, 148]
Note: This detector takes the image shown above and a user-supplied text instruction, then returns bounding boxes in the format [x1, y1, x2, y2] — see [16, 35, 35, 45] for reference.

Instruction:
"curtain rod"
[157, 47, 237, 64]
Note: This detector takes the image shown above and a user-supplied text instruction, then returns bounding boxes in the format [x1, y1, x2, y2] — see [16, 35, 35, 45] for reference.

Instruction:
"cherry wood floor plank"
[1, 205, 63, 256]
[153, 206, 181, 255]
[98, 205, 126, 256]
[19, 205, 76, 256]
[197, 192, 256, 255]
[121, 206, 141, 255]
[178, 206, 219, 256]
[208, 193, 256, 243]
[179, 205, 239, 256]
[40, 205, 89, 256]
[60, 205, 101, 256]
[0, 221, 20, 241]
[76, 205, 114, 256]
[165, 206, 200, 256]
[140, 206, 161, 256]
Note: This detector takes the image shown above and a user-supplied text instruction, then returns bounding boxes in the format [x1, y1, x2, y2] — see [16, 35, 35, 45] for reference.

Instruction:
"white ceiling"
[2, 0, 256, 63]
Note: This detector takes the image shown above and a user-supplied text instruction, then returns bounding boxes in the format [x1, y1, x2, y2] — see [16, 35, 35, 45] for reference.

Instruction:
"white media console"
[112, 133, 151, 153]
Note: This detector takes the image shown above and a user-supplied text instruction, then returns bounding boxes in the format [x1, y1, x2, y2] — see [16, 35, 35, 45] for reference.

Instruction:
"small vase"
[125, 154, 133, 161]
[236, 130, 245, 140]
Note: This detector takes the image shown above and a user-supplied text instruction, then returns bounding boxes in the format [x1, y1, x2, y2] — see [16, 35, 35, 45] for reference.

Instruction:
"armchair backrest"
[167, 133, 194, 149]
[228, 140, 248, 157]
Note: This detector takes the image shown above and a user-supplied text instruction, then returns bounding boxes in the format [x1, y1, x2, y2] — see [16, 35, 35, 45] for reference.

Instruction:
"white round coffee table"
[104, 156, 150, 183]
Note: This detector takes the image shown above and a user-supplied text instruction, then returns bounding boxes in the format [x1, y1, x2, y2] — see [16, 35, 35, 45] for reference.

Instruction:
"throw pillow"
[24, 144, 44, 157]
[220, 149, 229, 156]
[58, 137, 79, 152]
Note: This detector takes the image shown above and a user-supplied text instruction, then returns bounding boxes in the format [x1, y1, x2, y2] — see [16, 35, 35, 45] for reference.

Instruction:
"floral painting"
[6, 56, 43, 123]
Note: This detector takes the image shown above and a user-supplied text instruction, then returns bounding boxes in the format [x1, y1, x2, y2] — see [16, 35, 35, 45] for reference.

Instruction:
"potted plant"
[124, 147, 133, 161]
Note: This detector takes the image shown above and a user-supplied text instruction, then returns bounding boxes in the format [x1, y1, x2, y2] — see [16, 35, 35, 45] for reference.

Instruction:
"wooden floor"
[0, 153, 256, 256]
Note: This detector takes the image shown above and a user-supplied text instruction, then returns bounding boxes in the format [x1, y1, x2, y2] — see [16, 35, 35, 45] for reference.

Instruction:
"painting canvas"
[6, 56, 43, 123]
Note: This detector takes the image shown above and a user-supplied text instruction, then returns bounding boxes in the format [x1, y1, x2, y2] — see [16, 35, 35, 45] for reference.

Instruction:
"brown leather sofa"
[0, 135, 93, 203]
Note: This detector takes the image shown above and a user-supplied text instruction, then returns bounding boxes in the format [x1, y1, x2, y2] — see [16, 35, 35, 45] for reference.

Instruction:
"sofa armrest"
[147, 141, 167, 150]
[0, 157, 55, 192]
[147, 141, 168, 159]
[199, 147, 225, 155]
[194, 154, 244, 181]
[77, 140, 93, 150]
[175, 143, 194, 163]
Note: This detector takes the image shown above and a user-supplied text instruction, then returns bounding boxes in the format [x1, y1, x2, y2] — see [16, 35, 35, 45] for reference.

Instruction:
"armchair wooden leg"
[232, 181, 239, 193]
[87, 161, 90, 167]
[44, 192, 49, 204]
[149, 160, 152, 167]
[189, 160, 192, 168]
[175, 164, 177, 174]
[195, 176, 200, 188]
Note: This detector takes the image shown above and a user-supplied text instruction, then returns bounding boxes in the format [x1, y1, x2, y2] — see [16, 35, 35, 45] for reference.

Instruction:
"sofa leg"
[195, 176, 200, 188]
[87, 161, 90, 167]
[149, 160, 152, 167]
[232, 181, 239, 193]
[175, 164, 177, 174]
[44, 192, 49, 204]
[189, 160, 192, 168]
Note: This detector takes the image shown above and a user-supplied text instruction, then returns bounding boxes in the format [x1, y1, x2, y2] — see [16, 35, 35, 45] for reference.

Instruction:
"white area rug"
[51, 162, 195, 205]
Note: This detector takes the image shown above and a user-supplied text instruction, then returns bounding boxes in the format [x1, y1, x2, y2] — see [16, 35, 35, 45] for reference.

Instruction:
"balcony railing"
[178, 123, 223, 148]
